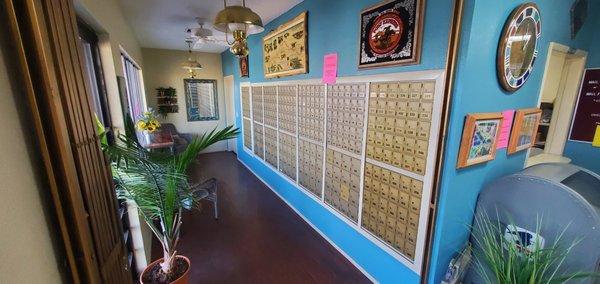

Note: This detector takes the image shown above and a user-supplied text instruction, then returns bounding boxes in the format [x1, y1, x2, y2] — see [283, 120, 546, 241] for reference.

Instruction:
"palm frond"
[101, 116, 238, 276]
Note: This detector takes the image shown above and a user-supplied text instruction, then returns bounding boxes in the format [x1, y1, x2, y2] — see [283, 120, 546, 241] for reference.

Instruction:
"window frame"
[120, 50, 147, 121]
[77, 19, 113, 143]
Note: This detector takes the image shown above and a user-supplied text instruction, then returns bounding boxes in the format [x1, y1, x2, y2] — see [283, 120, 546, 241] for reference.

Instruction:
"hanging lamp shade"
[213, 5, 264, 35]
[181, 59, 203, 70]
[181, 38, 202, 70]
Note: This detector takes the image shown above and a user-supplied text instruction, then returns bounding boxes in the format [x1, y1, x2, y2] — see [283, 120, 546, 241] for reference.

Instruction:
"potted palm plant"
[103, 117, 238, 283]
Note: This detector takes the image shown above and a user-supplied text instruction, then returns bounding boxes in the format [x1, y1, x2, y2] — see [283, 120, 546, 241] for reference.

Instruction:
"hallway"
[159, 151, 370, 283]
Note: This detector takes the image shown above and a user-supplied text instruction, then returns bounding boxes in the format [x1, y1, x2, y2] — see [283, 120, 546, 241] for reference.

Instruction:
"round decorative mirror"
[497, 3, 541, 92]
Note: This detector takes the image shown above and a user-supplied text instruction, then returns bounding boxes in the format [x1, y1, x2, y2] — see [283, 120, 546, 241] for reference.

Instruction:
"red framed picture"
[358, 0, 425, 69]
[239, 56, 249, 78]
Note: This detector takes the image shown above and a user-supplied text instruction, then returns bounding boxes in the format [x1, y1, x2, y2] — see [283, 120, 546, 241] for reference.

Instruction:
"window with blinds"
[121, 54, 145, 120]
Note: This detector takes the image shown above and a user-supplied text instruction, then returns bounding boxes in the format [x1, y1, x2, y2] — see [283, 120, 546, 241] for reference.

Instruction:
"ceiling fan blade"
[193, 38, 229, 48]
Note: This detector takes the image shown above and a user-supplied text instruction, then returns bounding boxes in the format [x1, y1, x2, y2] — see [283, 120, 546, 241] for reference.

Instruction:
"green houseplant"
[102, 117, 238, 283]
[471, 212, 598, 284]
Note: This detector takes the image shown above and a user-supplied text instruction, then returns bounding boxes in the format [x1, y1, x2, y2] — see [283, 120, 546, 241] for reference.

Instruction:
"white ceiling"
[118, 0, 303, 53]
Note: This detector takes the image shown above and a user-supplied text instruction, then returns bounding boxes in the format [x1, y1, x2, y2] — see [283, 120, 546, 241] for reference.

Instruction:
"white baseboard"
[237, 158, 378, 283]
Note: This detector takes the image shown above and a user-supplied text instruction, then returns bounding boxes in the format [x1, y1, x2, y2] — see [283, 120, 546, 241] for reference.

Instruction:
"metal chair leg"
[213, 184, 218, 219]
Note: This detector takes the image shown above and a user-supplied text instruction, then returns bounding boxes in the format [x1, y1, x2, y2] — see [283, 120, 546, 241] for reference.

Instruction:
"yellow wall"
[0, 27, 64, 284]
[142, 48, 229, 152]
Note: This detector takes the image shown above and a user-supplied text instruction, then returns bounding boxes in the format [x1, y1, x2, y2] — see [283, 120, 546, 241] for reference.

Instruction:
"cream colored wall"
[540, 50, 567, 103]
[73, 0, 153, 269]
[142, 48, 228, 152]
[0, 30, 63, 284]
[75, 0, 142, 70]
[74, 0, 144, 132]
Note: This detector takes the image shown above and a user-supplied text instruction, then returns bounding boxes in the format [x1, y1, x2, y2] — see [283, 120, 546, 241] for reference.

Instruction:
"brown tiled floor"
[152, 151, 370, 283]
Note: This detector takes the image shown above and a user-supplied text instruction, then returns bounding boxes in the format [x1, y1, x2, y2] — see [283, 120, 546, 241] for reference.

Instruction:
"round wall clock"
[497, 3, 541, 92]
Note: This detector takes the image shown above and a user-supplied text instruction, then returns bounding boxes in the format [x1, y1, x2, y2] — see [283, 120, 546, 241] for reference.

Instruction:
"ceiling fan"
[186, 18, 228, 48]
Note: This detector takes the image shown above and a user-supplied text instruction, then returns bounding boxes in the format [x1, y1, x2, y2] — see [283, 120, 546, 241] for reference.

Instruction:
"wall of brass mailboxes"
[227, 0, 600, 282]
[238, 70, 600, 281]
[239, 70, 444, 270]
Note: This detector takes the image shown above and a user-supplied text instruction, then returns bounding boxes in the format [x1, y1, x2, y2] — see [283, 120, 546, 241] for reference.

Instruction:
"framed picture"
[239, 56, 249, 78]
[571, 0, 587, 39]
[263, 12, 308, 79]
[184, 79, 219, 121]
[457, 113, 504, 168]
[508, 108, 542, 154]
[358, 0, 424, 69]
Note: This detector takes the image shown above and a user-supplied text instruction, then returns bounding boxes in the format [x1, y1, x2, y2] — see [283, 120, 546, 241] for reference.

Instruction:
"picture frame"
[239, 56, 249, 78]
[457, 112, 504, 169]
[571, 0, 587, 39]
[358, 0, 425, 69]
[184, 79, 219, 121]
[263, 12, 308, 79]
[507, 108, 542, 154]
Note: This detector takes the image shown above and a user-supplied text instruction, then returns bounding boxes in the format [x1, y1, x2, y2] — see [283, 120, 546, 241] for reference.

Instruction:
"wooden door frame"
[420, 0, 465, 282]
[2, 0, 130, 282]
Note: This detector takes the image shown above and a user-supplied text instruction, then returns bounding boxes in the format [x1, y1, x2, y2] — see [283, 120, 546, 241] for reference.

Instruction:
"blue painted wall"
[226, 0, 452, 82]
[429, 0, 600, 283]
[222, 0, 600, 283]
[222, 0, 452, 282]
[563, 4, 600, 175]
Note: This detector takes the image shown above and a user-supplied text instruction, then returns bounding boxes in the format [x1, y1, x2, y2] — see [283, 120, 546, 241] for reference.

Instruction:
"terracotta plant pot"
[140, 255, 191, 284]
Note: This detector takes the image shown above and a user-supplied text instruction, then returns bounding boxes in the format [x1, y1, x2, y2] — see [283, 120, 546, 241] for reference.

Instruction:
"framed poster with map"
[263, 12, 308, 79]
[457, 113, 504, 168]
[358, 0, 424, 69]
[508, 108, 542, 154]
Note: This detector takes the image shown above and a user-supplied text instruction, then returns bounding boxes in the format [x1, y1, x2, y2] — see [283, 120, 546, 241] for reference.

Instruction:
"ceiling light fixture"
[181, 38, 202, 78]
[213, 0, 264, 57]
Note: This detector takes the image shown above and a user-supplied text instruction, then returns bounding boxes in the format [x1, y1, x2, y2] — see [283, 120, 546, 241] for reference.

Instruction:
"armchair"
[161, 123, 192, 154]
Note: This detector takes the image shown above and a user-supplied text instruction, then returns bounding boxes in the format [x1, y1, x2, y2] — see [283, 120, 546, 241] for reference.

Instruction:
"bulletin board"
[569, 68, 600, 142]
[239, 70, 445, 274]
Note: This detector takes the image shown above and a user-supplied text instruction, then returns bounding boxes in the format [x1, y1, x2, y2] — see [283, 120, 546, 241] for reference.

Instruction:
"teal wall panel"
[222, 0, 452, 282]
[222, 0, 600, 283]
[429, 1, 600, 283]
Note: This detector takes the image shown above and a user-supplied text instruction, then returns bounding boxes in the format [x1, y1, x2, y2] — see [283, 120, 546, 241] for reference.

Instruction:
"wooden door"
[3, 0, 131, 283]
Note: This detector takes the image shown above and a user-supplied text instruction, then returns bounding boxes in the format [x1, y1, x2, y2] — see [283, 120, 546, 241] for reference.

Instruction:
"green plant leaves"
[471, 210, 599, 284]
[102, 114, 238, 276]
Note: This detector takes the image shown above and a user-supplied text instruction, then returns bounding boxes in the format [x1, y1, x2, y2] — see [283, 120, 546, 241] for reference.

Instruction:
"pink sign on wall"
[497, 110, 515, 149]
[322, 53, 338, 84]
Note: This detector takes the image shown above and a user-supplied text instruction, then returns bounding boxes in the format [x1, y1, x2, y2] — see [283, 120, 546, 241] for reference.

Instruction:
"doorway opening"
[526, 42, 587, 167]
[224, 75, 237, 153]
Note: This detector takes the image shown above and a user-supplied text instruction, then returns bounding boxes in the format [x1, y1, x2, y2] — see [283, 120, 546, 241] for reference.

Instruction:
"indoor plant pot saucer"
[140, 255, 191, 284]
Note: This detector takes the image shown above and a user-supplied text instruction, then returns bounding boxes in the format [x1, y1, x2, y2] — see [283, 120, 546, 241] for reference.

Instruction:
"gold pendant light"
[181, 39, 202, 78]
[213, 0, 264, 57]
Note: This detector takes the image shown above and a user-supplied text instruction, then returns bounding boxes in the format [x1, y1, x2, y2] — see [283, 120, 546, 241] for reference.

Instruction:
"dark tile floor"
[153, 151, 370, 283]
